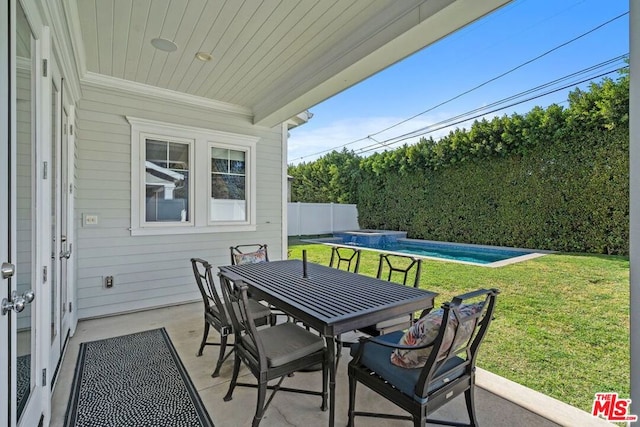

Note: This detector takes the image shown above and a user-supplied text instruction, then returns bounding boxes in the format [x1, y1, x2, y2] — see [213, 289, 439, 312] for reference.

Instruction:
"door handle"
[1, 290, 35, 316]
[1, 262, 15, 279]
[60, 243, 72, 259]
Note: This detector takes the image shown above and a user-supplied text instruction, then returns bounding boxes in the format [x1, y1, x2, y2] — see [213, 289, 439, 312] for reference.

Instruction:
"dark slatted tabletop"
[220, 260, 437, 336]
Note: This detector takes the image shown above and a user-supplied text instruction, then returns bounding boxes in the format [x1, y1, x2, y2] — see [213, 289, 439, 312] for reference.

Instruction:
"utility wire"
[357, 62, 625, 152]
[355, 66, 625, 155]
[357, 54, 627, 149]
[292, 10, 629, 163]
[367, 10, 628, 138]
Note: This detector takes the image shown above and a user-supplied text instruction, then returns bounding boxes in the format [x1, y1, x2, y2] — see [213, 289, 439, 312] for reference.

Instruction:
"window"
[210, 146, 247, 222]
[145, 138, 191, 223]
[128, 117, 258, 235]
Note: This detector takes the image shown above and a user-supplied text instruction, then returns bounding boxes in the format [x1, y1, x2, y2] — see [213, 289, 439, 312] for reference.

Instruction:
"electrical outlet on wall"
[104, 276, 114, 288]
[83, 214, 98, 226]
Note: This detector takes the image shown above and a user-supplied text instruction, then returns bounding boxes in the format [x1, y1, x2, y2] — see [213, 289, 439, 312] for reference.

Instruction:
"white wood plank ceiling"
[68, 0, 511, 126]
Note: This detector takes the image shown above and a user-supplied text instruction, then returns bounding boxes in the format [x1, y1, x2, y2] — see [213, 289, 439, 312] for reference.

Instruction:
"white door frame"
[1, 0, 14, 424]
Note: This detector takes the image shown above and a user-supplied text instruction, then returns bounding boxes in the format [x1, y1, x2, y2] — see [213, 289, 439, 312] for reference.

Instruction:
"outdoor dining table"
[219, 259, 438, 427]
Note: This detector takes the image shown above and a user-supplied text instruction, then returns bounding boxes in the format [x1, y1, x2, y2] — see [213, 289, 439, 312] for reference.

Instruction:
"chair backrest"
[230, 243, 269, 265]
[415, 288, 499, 399]
[376, 253, 422, 287]
[191, 258, 228, 326]
[218, 271, 267, 369]
[329, 246, 361, 273]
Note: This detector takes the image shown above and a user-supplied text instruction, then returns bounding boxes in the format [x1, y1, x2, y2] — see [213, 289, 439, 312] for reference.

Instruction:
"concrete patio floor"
[50, 302, 613, 427]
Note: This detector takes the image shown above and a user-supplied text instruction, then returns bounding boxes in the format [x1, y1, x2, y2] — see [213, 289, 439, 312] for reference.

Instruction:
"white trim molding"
[88, 73, 253, 119]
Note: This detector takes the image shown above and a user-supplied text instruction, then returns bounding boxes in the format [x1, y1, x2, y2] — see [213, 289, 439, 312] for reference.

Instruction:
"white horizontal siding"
[75, 85, 284, 319]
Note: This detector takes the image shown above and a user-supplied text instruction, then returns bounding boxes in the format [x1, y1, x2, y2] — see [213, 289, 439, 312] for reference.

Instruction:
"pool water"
[384, 241, 530, 264]
[307, 230, 542, 266]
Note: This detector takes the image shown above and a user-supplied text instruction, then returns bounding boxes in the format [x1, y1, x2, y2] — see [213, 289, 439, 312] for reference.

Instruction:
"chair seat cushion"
[350, 332, 466, 400]
[245, 299, 272, 320]
[390, 302, 484, 368]
[245, 322, 325, 367]
[211, 299, 271, 326]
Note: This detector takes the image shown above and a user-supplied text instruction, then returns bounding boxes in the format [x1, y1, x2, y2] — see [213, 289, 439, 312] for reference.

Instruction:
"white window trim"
[208, 142, 255, 226]
[128, 116, 258, 236]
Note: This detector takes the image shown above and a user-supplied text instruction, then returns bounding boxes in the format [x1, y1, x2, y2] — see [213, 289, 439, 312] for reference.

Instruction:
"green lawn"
[287, 238, 630, 413]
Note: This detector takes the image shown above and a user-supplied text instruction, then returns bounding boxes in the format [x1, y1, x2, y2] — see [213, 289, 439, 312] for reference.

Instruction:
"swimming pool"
[306, 230, 546, 267]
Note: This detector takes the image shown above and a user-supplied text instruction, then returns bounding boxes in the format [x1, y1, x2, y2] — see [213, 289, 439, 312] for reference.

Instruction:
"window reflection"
[210, 147, 247, 221]
[15, 0, 35, 419]
[145, 139, 190, 222]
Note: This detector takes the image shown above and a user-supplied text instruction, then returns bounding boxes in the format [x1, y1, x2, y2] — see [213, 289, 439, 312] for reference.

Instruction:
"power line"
[356, 54, 627, 151]
[368, 10, 628, 139]
[292, 10, 629, 163]
[355, 66, 625, 155]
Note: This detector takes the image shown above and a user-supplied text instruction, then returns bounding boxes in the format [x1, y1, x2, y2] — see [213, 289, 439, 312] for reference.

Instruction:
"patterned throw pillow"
[390, 302, 484, 369]
[233, 248, 267, 265]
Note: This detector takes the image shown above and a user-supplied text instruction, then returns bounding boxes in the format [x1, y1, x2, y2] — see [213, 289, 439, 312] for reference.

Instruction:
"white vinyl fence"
[288, 203, 359, 236]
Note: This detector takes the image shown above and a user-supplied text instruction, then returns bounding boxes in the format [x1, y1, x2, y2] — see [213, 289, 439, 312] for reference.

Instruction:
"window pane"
[145, 139, 190, 222]
[210, 147, 247, 221]
[211, 147, 228, 159]
[226, 175, 245, 200]
[211, 158, 228, 173]
[146, 140, 168, 167]
[230, 159, 245, 174]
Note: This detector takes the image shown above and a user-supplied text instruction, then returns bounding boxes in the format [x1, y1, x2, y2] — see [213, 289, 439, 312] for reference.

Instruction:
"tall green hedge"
[356, 127, 628, 254]
[290, 73, 630, 254]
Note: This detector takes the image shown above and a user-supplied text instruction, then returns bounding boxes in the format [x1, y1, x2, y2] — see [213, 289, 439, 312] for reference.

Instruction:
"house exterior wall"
[74, 83, 285, 319]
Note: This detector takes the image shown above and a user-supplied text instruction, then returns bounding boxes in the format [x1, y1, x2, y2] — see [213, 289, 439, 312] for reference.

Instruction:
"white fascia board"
[253, 0, 512, 127]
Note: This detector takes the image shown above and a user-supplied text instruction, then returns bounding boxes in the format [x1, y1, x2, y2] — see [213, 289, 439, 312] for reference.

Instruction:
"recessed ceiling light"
[151, 38, 178, 52]
[195, 52, 213, 62]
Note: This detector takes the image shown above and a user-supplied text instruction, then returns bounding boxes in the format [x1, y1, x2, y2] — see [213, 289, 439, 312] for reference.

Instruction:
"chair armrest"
[352, 334, 436, 363]
[360, 335, 436, 351]
[451, 288, 499, 306]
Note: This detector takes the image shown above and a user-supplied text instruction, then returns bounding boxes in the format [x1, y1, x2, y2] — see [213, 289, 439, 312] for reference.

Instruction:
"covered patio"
[2, 0, 637, 426]
[49, 302, 612, 427]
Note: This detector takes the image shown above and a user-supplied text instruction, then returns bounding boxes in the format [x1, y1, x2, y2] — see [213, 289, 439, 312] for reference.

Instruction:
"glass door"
[58, 102, 71, 352]
[3, 1, 39, 425]
[49, 56, 71, 383]
[48, 57, 61, 378]
[15, 1, 37, 423]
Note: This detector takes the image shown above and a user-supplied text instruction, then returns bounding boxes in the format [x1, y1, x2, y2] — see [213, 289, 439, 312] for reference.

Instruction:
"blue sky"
[288, 0, 629, 165]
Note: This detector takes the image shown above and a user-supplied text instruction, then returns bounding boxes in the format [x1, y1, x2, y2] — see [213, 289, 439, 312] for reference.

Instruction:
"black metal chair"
[359, 253, 423, 336]
[329, 246, 362, 363]
[347, 288, 499, 427]
[190, 258, 272, 377]
[230, 243, 290, 325]
[328, 246, 361, 273]
[219, 271, 329, 427]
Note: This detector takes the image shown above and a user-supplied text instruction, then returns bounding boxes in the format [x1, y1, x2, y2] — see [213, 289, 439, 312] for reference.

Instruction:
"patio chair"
[219, 271, 329, 427]
[230, 243, 269, 265]
[347, 288, 499, 427]
[190, 258, 272, 377]
[328, 246, 361, 273]
[230, 243, 290, 324]
[329, 246, 362, 363]
[358, 253, 423, 337]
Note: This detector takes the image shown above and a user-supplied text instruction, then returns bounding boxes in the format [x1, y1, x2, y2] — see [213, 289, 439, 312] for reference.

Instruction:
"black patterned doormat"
[64, 328, 214, 427]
